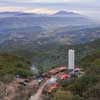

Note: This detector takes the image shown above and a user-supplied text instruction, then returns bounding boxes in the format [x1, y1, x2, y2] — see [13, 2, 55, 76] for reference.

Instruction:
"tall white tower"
[68, 49, 75, 70]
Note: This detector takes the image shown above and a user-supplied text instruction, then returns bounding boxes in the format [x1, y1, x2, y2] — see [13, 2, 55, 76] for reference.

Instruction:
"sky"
[0, 0, 100, 20]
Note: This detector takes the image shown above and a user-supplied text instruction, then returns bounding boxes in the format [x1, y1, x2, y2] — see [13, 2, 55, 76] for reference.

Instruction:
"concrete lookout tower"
[68, 49, 75, 70]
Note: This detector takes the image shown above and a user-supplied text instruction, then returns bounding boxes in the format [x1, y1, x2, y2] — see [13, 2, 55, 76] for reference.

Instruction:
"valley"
[0, 11, 100, 51]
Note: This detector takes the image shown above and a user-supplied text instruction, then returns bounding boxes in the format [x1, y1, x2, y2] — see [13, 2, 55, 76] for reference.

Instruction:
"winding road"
[29, 82, 47, 100]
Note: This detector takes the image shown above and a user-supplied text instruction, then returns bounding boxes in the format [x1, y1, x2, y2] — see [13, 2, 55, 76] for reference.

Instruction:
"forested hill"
[0, 39, 100, 81]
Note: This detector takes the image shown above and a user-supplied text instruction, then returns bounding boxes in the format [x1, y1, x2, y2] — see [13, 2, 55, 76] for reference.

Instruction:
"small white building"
[68, 49, 75, 70]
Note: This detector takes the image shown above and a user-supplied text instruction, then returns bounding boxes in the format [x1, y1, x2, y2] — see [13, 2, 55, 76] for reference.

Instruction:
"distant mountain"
[53, 11, 79, 15]
[53, 11, 81, 17]
[0, 12, 40, 18]
[0, 12, 23, 14]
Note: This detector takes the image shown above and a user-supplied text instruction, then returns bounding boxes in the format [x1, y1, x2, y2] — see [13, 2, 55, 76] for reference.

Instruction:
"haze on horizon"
[0, 0, 100, 20]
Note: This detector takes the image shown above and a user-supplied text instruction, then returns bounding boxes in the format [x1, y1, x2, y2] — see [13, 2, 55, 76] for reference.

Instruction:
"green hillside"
[0, 53, 32, 82]
[80, 51, 100, 67]
[1, 39, 99, 74]
[0, 39, 100, 81]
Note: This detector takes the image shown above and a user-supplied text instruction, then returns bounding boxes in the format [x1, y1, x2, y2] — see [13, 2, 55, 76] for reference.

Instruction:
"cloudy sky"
[0, 0, 100, 20]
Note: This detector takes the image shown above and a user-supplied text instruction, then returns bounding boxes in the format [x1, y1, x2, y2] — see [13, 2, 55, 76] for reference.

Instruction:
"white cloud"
[0, 7, 57, 14]
[25, 8, 57, 14]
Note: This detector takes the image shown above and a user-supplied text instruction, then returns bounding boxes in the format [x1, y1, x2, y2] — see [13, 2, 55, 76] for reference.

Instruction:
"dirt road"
[29, 82, 47, 100]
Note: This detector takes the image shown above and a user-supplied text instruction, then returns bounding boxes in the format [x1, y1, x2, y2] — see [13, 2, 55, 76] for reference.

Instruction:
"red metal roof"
[58, 74, 70, 80]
